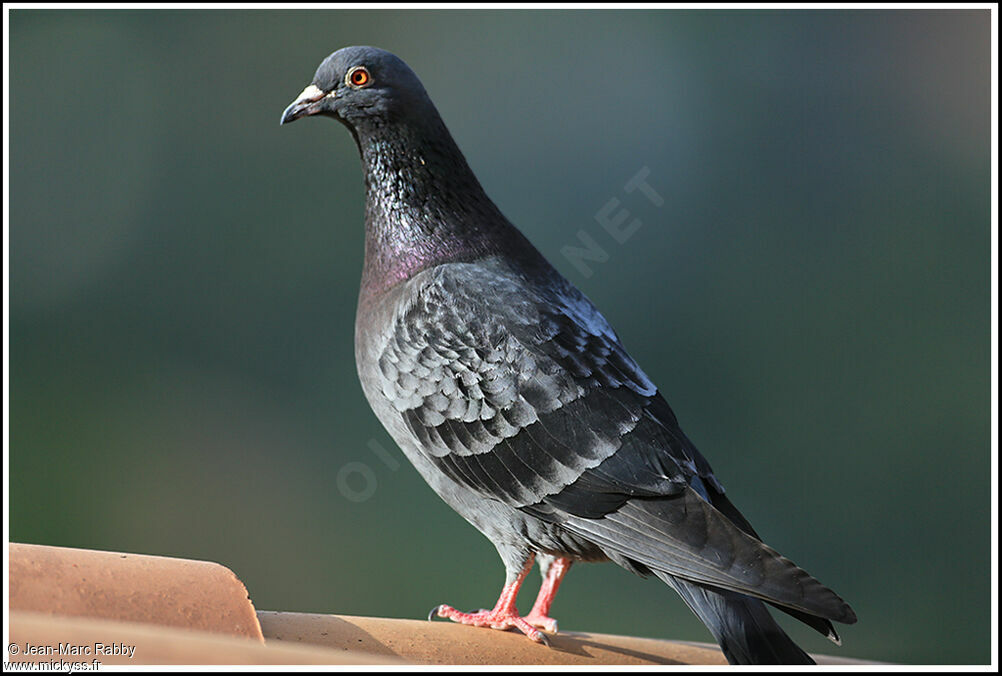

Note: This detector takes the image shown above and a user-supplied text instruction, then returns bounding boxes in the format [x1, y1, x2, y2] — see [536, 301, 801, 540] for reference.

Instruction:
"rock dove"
[281, 46, 857, 665]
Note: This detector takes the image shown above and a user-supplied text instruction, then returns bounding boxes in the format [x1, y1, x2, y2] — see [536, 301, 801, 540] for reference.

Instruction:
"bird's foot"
[524, 610, 558, 634]
[430, 604, 550, 645]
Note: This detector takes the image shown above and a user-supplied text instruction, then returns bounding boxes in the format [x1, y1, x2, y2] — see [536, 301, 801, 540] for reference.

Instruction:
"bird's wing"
[377, 260, 854, 624]
[377, 259, 701, 507]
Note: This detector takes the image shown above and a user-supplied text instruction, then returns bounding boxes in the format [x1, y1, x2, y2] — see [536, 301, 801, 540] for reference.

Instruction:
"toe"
[526, 614, 559, 634]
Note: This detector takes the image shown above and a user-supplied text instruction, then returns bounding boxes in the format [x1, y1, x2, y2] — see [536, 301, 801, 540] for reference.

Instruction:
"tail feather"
[770, 602, 841, 645]
[657, 572, 815, 665]
[707, 491, 842, 644]
[563, 491, 857, 624]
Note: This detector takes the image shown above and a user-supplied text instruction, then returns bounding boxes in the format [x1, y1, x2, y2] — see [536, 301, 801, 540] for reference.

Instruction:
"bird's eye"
[347, 67, 372, 88]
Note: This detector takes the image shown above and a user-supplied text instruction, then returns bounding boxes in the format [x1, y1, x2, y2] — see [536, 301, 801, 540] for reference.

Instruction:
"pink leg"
[525, 556, 572, 633]
[431, 555, 549, 644]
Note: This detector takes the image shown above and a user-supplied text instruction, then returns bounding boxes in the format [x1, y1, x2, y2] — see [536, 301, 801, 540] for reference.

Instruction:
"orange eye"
[347, 67, 371, 87]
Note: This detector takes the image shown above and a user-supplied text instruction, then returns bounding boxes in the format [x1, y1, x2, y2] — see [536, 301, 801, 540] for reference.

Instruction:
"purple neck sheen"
[354, 113, 524, 298]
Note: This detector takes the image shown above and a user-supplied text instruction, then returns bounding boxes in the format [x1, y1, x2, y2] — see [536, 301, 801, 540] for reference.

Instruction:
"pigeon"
[281, 46, 857, 665]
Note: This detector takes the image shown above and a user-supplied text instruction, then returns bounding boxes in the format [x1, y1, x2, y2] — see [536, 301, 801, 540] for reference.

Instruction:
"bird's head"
[280, 46, 431, 128]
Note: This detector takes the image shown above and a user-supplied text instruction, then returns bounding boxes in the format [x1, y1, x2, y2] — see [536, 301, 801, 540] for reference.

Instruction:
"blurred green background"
[9, 9, 990, 665]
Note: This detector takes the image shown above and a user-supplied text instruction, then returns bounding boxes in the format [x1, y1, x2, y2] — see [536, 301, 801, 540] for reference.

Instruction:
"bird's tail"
[656, 572, 815, 665]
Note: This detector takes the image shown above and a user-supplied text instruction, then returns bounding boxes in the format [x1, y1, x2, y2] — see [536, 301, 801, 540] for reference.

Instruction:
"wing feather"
[375, 260, 855, 627]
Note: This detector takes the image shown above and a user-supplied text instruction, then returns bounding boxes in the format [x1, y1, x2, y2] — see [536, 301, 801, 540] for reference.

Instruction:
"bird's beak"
[280, 84, 329, 125]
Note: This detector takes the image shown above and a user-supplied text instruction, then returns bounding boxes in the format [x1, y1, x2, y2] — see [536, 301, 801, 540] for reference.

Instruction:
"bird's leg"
[430, 553, 549, 644]
[525, 554, 572, 634]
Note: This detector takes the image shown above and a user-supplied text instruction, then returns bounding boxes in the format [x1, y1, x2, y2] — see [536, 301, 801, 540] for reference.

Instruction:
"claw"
[537, 621, 558, 633]
[526, 613, 559, 634]
[426, 555, 560, 647]
[433, 603, 553, 645]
